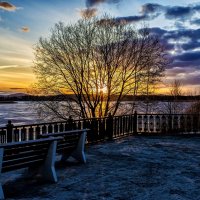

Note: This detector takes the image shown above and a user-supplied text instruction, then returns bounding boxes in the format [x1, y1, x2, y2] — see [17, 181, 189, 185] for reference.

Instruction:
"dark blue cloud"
[140, 3, 200, 23]
[149, 27, 200, 51]
[141, 3, 163, 15]
[181, 42, 200, 51]
[97, 15, 148, 26]
[193, 5, 200, 11]
[145, 27, 200, 72]
[141, 4, 194, 21]
[141, 28, 174, 51]
[115, 15, 148, 24]
[148, 27, 167, 37]
[110, 4, 163, 24]
[93, 3, 200, 26]
[165, 29, 200, 41]
[86, 0, 120, 7]
[165, 6, 192, 20]
[190, 18, 200, 25]
[175, 51, 200, 62]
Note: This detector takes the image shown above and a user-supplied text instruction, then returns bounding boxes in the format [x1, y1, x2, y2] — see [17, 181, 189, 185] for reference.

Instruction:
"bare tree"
[163, 80, 183, 114]
[33, 15, 167, 119]
[185, 88, 200, 114]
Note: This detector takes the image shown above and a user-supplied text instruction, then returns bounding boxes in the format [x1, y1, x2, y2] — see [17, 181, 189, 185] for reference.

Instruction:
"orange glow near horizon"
[156, 84, 200, 95]
[0, 72, 198, 95]
[0, 66, 36, 92]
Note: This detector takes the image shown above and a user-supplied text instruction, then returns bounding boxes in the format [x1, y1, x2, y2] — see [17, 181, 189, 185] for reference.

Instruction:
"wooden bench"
[0, 136, 63, 199]
[39, 129, 88, 164]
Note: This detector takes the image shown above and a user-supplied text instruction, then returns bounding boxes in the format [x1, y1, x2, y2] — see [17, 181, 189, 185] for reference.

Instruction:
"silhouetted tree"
[33, 15, 167, 119]
[186, 89, 200, 114]
[163, 80, 183, 114]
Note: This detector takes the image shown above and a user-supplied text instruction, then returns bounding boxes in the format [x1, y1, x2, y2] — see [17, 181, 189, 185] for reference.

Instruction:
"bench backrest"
[57, 131, 81, 154]
[40, 129, 88, 154]
[0, 137, 62, 173]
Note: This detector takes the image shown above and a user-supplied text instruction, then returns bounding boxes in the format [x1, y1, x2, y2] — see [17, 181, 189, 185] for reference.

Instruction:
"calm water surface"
[0, 101, 42, 126]
[0, 101, 193, 127]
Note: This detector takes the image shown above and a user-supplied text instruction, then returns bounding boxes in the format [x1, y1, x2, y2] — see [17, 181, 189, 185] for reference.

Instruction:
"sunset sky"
[1, 0, 200, 94]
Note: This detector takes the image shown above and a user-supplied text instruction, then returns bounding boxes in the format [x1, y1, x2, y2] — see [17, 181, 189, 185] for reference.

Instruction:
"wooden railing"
[1, 112, 200, 144]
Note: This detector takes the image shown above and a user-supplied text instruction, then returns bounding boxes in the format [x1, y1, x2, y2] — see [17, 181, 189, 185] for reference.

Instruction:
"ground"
[2, 136, 200, 200]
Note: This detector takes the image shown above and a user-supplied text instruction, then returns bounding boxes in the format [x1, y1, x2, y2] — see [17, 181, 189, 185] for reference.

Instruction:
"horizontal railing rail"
[1, 112, 200, 144]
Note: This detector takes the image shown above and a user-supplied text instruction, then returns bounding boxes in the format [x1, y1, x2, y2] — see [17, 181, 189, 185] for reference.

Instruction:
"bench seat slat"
[2, 159, 44, 173]
[3, 143, 51, 153]
[3, 153, 46, 167]
[3, 149, 48, 162]
[4, 144, 49, 153]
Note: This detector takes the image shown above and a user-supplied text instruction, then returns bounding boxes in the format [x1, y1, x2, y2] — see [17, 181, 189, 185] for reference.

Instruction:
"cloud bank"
[111, 3, 200, 25]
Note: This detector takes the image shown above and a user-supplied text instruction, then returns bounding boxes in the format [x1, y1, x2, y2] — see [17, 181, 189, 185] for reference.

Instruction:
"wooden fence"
[1, 112, 200, 144]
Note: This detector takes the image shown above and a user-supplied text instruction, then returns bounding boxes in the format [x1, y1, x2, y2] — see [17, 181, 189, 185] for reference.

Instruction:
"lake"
[0, 101, 194, 127]
[0, 101, 42, 127]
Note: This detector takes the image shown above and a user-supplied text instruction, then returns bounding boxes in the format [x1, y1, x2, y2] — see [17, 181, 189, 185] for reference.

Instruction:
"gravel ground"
[2, 136, 200, 200]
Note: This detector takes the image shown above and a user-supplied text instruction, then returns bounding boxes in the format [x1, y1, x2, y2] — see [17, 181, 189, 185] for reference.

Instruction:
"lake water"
[0, 101, 43, 127]
[0, 101, 194, 127]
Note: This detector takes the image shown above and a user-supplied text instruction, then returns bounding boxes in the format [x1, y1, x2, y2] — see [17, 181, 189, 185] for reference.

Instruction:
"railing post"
[91, 118, 98, 142]
[133, 111, 137, 134]
[6, 120, 13, 143]
[35, 126, 40, 139]
[106, 113, 113, 140]
[67, 116, 73, 130]
[168, 115, 172, 134]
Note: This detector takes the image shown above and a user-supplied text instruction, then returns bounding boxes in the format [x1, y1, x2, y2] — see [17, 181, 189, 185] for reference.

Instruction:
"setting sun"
[100, 86, 107, 94]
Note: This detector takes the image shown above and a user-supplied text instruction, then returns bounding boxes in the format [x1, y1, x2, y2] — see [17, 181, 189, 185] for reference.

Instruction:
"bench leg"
[0, 184, 4, 200]
[28, 141, 58, 183]
[71, 131, 87, 163]
[39, 140, 58, 183]
[0, 148, 4, 199]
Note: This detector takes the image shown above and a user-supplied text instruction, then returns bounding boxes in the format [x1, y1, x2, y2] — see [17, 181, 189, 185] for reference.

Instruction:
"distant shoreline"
[1, 94, 200, 102]
[0, 101, 17, 104]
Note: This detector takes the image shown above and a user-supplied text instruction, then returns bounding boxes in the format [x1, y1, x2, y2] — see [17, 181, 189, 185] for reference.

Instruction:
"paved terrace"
[2, 136, 200, 200]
